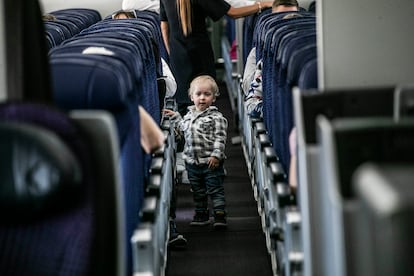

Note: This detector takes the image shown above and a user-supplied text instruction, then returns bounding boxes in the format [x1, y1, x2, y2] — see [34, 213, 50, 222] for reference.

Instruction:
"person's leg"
[168, 177, 187, 248]
[187, 163, 210, 225]
[168, 101, 190, 247]
[205, 164, 227, 229]
[176, 102, 190, 183]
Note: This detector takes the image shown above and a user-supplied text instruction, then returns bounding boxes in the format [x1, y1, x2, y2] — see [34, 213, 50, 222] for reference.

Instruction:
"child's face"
[190, 81, 216, 111]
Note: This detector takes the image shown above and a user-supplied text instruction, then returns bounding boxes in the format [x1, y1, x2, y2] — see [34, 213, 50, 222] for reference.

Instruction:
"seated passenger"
[242, 0, 300, 118]
[42, 13, 56, 21]
[112, 10, 137, 19]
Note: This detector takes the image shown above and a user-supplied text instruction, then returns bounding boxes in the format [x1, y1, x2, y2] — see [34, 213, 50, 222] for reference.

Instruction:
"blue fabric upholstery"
[243, 8, 272, 64]
[0, 103, 94, 276]
[51, 8, 101, 29]
[256, 13, 316, 172]
[49, 43, 144, 95]
[298, 58, 318, 90]
[48, 14, 170, 273]
[50, 53, 144, 275]
[78, 21, 161, 122]
[44, 8, 101, 49]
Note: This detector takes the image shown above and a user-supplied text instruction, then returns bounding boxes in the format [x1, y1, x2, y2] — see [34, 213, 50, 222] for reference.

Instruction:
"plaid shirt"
[171, 105, 228, 165]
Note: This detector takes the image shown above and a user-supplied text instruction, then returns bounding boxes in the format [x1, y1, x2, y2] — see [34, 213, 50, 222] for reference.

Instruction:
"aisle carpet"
[166, 81, 273, 276]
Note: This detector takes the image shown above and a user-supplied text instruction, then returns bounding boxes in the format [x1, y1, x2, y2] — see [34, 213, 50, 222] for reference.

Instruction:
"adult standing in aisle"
[160, 0, 273, 116]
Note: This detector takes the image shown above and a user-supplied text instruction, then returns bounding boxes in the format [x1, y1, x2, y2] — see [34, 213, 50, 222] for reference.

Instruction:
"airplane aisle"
[166, 81, 273, 276]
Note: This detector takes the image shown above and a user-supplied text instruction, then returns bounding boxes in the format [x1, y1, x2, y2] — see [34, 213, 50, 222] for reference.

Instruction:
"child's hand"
[163, 109, 177, 117]
[208, 156, 220, 169]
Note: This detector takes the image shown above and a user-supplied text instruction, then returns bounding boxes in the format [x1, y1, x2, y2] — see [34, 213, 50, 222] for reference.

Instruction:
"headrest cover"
[82, 46, 115, 56]
[0, 122, 83, 222]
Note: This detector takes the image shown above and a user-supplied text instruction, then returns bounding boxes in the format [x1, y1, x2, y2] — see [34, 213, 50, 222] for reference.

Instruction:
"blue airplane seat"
[54, 16, 89, 34]
[353, 163, 414, 276]
[260, 19, 316, 172]
[292, 87, 395, 276]
[78, 23, 160, 122]
[317, 117, 414, 276]
[108, 9, 164, 61]
[298, 57, 318, 90]
[44, 8, 102, 50]
[51, 8, 101, 27]
[51, 8, 102, 25]
[44, 21, 72, 41]
[253, 11, 309, 63]
[276, 43, 316, 169]
[49, 53, 144, 275]
[95, 18, 163, 79]
[49, 43, 144, 95]
[44, 23, 66, 48]
[243, 8, 272, 64]
[0, 102, 125, 276]
[85, 18, 161, 76]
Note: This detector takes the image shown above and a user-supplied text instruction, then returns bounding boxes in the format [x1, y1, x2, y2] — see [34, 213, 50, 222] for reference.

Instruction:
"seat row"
[49, 10, 174, 276]
[234, 9, 317, 275]
[1, 8, 174, 276]
[293, 85, 414, 276]
[44, 8, 102, 50]
[224, 3, 414, 275]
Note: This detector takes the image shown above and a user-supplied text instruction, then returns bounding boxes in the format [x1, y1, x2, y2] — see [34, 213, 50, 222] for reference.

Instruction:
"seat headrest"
[0, 122, 83, 222]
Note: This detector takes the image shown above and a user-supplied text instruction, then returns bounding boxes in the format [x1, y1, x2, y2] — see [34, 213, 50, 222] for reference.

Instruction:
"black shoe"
[190, 210, 210, 226]
[213, 210, 227, 229]
[168, 232, 187, 248]
[168, 220, 187, 248]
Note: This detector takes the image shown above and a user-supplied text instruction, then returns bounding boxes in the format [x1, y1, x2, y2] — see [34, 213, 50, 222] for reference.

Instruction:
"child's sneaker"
[190, 210, 210, 226]
[213, 210, 227, 229]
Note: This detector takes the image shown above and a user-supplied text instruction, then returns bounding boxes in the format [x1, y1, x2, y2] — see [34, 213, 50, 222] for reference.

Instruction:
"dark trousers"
[186, 163, 226, 212]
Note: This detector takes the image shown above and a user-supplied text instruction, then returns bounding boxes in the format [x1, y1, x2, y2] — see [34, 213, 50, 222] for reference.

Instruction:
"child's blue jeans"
[186, 163, 226, 212]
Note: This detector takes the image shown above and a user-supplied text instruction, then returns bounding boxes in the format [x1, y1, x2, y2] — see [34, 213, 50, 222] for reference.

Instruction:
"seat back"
[317, 117, 414, 276]
[259, 15, 316, 172]
[353, 163, 414, 276]
[50, 53, 144, 274]
[44, 8, 101, 49]
[298, 58, 318, 90]
[394, 84, 414, 121]
[0, 103, 125, 276]
[292, 87, 395, 276]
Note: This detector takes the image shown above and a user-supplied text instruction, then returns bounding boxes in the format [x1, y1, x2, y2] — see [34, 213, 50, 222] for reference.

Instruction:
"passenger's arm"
[139, 106, 165, 154]
[288, 127, 297, 191]
[161, 21, 170, 55]
[161, 58, 177, 98]
[226, 1, 273, 19]
[242, 48, 257, 94]
[225, 0, 257, 8]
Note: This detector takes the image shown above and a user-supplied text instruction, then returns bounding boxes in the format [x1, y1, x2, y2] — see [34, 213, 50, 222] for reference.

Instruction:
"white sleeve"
[242, 48, 257, 95]
[161, 58, 177, 98]
[122, 0, 160, 14]
[224, 0, 256, 8]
